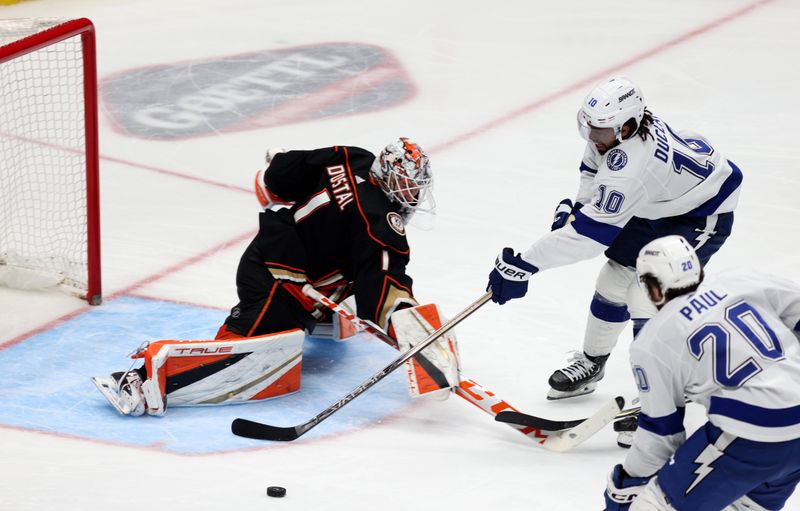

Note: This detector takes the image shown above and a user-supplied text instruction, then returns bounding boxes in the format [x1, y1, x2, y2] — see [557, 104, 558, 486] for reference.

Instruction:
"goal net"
[0, 18, 101, 305]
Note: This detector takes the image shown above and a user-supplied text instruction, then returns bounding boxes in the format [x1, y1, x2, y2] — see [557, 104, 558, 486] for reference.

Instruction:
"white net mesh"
[0, 19, 91, 295]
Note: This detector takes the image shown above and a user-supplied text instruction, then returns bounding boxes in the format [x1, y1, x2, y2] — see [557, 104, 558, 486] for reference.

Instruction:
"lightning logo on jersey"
[686, 432, 735, 493]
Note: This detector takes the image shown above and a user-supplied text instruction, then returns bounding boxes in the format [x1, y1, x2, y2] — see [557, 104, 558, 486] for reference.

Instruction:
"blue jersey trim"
[579, 162, 597, 174]
[709, 396, 800, 427]
[638, 407, 686, 436]
[571, 210, 622, 246]
[686, 160, 743, 217]
[794, 319, 800, 332]
[590, 293, 630, 323]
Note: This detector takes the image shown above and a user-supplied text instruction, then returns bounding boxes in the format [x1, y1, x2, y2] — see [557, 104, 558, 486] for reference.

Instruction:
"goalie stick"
[266, 286, 622, 451]
[302, 286, 580, 445]
[231, 291, 492, 441]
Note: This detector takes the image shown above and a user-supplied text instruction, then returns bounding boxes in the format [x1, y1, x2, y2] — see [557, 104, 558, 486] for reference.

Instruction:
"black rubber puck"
[267, 486, 286, 498]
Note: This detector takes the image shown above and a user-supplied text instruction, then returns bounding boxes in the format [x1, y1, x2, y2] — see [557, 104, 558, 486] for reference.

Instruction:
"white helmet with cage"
[636, 235, 701, 306]
[577, 76, 645, 144]
[371, 137, 434, 219]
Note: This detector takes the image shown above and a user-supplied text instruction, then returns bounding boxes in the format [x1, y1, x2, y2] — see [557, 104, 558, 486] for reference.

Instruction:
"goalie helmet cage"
[0, 18, 101, 305]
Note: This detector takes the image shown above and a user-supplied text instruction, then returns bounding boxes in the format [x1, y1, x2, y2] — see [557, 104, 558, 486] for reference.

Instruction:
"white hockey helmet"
[577, 76, 645, 144]
[372, 137, 434, 217]
[636, 236, 701, 306]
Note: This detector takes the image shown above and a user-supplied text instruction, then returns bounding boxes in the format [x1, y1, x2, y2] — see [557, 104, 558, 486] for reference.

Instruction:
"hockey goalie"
[93, 138, 460, 416]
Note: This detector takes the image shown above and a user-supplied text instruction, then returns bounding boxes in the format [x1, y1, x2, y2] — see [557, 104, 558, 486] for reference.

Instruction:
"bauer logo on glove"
[487, 248, 539, 305]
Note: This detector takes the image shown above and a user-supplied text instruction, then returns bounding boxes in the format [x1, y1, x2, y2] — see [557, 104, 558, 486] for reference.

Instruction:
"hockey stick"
[495, 401, 640, 431]
[495, 397, 692, 431]
[301, 285, 562, 444]
[230, 291, 492, 441]
[535, 396, 624, 452]
[298, 286, 623, 451]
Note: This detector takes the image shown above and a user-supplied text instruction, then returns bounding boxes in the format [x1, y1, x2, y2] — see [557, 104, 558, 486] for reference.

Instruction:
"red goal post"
[0, 18, 101, 305]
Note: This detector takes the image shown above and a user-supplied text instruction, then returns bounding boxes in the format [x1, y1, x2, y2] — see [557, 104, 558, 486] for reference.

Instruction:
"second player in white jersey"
[603, 236, 800, 511]
[628, 269, 800, 474]
[487, 76, 742, 407]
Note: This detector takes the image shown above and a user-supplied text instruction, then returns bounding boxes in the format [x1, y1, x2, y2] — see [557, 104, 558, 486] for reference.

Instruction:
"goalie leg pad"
[134, 329, 305, 414]
[392, 304, 461, 399]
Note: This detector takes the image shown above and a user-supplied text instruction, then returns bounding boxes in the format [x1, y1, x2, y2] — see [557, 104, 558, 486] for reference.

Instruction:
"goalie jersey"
[226, 146, 416, 336]
[623, 269, 800, 477]
[523, 116, 742, 270]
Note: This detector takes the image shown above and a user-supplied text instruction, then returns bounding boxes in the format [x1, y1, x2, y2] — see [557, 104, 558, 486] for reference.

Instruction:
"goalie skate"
[547, 352, 608, 400]
[91, 370, 146, 416]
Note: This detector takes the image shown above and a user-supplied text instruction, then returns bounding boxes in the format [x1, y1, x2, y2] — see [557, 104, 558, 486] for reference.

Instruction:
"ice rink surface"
[2, 0, 800, 509]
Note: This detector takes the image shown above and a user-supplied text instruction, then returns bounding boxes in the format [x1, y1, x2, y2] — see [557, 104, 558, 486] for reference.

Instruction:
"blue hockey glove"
[487, 248, 538, 305]
[551, 199, 582, 231]
[604, 464, 653, 511]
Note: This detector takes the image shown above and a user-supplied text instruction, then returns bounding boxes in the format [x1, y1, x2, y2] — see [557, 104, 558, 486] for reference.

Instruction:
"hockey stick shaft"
[232, 291, 492, 441]
[302, 285, 558, 443]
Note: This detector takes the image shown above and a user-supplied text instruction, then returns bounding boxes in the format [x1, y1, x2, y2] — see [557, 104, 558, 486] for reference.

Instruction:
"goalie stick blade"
[231, 418, 302, 441]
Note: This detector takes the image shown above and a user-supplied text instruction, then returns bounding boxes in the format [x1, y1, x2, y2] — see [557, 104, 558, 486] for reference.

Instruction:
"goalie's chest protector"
[290, 146, 410, 283]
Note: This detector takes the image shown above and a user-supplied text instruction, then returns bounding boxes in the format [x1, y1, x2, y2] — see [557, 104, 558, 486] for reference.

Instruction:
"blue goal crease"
[0, 296, 410, 454]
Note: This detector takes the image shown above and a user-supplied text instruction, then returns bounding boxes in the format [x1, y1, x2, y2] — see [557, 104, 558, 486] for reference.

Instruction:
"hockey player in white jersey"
[603, 235, 800, 511]
[487, 76, 742, 400]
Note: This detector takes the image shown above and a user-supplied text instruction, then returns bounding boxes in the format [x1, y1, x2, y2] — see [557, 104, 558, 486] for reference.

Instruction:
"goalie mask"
[636, 235, 701, 306]
[372, 137, 434, 219]
[577, 76, 645, 149]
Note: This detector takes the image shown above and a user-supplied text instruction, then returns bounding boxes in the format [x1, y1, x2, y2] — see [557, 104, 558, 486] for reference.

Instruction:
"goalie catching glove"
[391, 304, 461, 399]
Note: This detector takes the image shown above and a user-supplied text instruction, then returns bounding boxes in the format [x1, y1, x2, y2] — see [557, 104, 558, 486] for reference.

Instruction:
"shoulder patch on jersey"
[386, 212, 405, 236]
[606, 148, 628, 171]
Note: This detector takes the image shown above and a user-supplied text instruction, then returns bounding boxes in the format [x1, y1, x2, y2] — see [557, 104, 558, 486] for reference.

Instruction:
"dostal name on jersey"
[326, 164, 354, 210]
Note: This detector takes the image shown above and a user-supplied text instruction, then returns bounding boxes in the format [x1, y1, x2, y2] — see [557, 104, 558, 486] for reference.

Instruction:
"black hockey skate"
[547, 352, 609, 400]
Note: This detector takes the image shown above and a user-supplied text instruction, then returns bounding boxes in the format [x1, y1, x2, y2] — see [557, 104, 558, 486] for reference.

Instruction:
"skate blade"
[546, 382, 598, 401]
[91, 376, 130, 415]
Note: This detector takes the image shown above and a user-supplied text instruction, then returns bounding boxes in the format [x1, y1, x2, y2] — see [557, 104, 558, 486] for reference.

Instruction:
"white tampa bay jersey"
[623, 269, 800, 477]
[523, 116, 742, 271]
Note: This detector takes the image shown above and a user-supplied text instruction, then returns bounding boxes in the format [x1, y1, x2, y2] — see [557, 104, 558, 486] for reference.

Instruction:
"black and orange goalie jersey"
[233, 146, 416, 335]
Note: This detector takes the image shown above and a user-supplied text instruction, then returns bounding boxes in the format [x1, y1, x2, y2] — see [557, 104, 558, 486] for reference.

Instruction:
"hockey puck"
[267, 486, 286, 498]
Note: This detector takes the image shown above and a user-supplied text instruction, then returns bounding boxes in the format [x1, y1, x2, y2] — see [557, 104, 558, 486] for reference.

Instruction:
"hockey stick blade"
[540, 396, 624, 452]
[495, 396, 630, 430]
[494, 411, 584, 431]
[231, 418, 303, 441]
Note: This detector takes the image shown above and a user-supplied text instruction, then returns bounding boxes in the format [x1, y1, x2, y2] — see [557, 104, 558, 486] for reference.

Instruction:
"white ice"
[1, 0, 799, 509]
